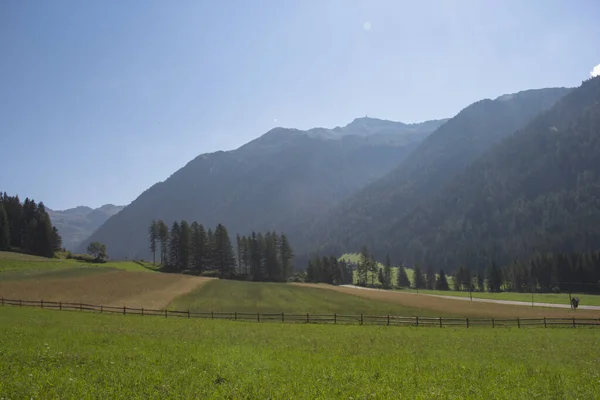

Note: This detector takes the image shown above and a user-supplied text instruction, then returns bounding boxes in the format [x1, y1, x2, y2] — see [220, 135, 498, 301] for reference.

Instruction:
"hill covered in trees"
[0, 193, 62, 257]
[310, 87, 572, 260]
[82, 117, 447, 260]
[394, 76, 600, 272]
[48, 204, 124, 251]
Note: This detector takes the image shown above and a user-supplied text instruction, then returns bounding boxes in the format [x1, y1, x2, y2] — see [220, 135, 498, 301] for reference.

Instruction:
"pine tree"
[157, 220, 169, 266]
[168, 222, 181, 270]
[179, 220, 191, 271]
[368, 255, 378, 286]
[191, 222, 207, 273]
[425, 266, 435, 290]
[236, 233, 242, 273]
[0, 203, 10, 250]
[34, 203, 54, 258]
[357, 246, 369, 285]
[383, 254, 392, 289]
[214, 223, 236, 278]
[279, 233, 293, 279]
[148, 220, 158, 265]
[264, 232, 281, 281]
[250, 232, 264, 281]
[206, 228, 215, 269]
[51, 226, 62, 252]
[413, 264, 425, 289]
[436, 269, 449, 290]
[397, 265, 411, 288]
[378, 268, 385, 287]
[486, 261, 503, 292]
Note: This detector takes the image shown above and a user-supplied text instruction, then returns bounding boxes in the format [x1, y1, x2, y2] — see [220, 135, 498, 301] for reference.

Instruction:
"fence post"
[142, 308, 144, 316]
[439, 317, 442, 328]
[492, 318, 495, 328]
[387, 315, 390, 326]
[1, 297, 3, 306]
[572, 317, 575, 328]
[59, 301, 62, 311]
[334, 313, 337, 324]
[466, 317, 469, 328]
[306, 313, 309, 323]
[416, 316, 419, 327]
[517, 318, 520, 328]
[234, 312, 237, 320]
[257, 313, 260, 323]
[360, 314, 363, 325]
[80, 303, 83, 311]
[211, 311, 214, 320]
[124, 306, 126, 315]
[543, 317, 546, 328]
[100, 305, 103, 313]
[188, 310, 190, 319]
[164, 309, 167, 318]
[41, 299, 44, 309]
[281, 312, 284, 323]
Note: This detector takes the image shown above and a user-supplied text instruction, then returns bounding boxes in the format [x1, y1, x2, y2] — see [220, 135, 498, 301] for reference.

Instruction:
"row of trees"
[306, 256, 353, 285]
[148, 220, 294, 281]
[0, 193, 62, 257]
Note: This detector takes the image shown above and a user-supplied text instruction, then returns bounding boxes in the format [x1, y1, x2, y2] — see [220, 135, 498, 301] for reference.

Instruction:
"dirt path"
[340, 285, 600, 311]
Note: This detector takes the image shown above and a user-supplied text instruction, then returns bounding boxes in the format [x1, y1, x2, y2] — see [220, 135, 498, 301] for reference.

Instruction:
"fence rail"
[1, 297, 599, 328]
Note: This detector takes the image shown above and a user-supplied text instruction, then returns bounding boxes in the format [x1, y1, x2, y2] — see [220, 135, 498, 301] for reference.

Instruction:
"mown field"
[1, 307, 599, 399]
[168, 279, 447, 317]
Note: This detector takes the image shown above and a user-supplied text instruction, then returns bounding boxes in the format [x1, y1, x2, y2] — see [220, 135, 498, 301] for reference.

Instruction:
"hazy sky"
[1, 0, 599, 210]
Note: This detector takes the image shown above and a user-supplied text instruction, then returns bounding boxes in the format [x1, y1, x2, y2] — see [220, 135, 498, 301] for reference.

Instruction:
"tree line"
[0, 193, 62, 257]
[148, 220, 294, 281]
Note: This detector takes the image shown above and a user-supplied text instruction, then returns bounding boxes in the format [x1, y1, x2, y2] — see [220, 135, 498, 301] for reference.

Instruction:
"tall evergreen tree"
[486, 261, 503, 292]
[357, 246, 369, 285]
[436, 269, 449, 290]
[425, 266, 436, 290]
[168, 222, 181, 270]
[148, 220, 158, 265]
[206, 228, 215, 269]
[236, 233, 242, 273]
[214, 223, 236, 278]
[51, 226, 62, 252]
[264, 232, 281, 281]
[383, 254, 392, 289]
[413, 264, 425, 289]
[179, 220, 191, 271]
[191, 222, 207, 273]
[157, 220, 169, 265]
[397, 265, 411, 288]
[279, 233, 293, 279]
[250, 232, 264, 281]
[0, 203, 10, 250]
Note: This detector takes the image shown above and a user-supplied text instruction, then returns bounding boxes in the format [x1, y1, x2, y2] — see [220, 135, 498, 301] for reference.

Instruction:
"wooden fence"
[1, 297, 599, 328]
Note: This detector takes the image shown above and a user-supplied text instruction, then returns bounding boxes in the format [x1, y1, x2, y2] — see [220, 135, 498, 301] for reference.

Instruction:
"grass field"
[168, 279, 446, 316]
[400, 288, 600, 307]
[0, 251, 157, 274]
[1, 307, 599, 399]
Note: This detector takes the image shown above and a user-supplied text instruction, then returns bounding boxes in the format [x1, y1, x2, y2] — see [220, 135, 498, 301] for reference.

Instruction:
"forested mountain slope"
[81, 118, 447, 260]
[48, 204, 124, 251]
[311, 88, 571, 258]
[397, 77, 600, 271]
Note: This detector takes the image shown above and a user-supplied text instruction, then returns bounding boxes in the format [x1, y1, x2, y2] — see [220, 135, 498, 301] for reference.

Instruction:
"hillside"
[396, 77, 600, 270]
[310, 87, 571, 259]
[48, 204, 124, 251]
[81, 118, 447, 260]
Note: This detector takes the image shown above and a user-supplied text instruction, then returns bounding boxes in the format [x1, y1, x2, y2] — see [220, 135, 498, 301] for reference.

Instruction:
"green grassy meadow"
[0, 251, 157, 275]
[168, 279, 448, 316]
[1, 307, 599, 399]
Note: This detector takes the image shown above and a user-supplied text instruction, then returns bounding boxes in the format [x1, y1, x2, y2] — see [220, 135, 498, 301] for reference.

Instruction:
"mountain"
[394, 77, 600, 270]
[48, 204, 124, 251]
[80, 117, 448, 260]
[310, 87, 572, 260]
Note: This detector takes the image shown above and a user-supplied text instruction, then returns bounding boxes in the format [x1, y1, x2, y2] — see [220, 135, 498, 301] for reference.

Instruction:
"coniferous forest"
[0, 192, 62, 257]
[148, 220, 294, 282]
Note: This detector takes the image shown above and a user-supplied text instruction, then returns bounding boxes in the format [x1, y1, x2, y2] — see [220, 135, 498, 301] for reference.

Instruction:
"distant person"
[571, 297, 580, 310]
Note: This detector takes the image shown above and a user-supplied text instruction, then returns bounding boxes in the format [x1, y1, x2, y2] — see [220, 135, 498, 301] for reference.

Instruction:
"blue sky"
[1, 0, 599, 210]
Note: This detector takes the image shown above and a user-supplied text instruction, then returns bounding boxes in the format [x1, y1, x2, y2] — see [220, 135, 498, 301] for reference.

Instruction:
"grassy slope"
[0, 251, 156, 274]
[1, 307, 598, 399]
[168, 279, 447, 316]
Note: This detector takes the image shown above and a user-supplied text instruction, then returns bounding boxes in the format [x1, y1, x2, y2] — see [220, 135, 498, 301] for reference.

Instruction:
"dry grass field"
[297, 283, 600, 319]
[0, 269, 212, 309]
